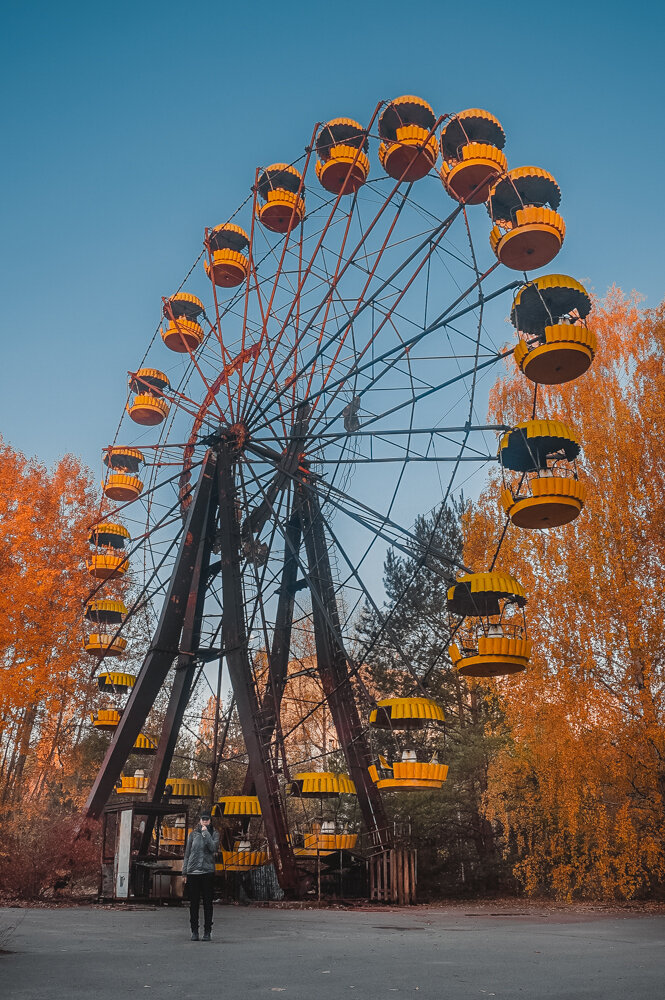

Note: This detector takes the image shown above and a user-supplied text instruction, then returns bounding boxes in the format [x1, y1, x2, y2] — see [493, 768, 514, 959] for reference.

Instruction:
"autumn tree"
[466, 291, 665, 899]
[190, 692, 247, 802]
[0, 439, 101, 809]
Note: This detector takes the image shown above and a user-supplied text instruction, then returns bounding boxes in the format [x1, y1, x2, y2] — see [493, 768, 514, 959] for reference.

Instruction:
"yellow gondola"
[369, 696, 445, 729]
[488, 167, 564, 270]
[163, 292, 204, 321]
[378, 96, 438, 181]
[213, 795, 261, 817]
[289, 774, 358, 855]
[127, 369, 170, 426]
[165, 778, 210, 799]
[256, 164, 305, 233]
[97, 670, 136, 691]
[161, 293, 205, 353]
[213, 798, 268, 870]
[160, 821, 186, 846]
[91, 708, 121, 730]
[295, 822, 358, 856]
[84, 599, 128, 656]
[511, 275, 596, 384]
[289, 771, 356, 798]
[369, 759, 449, 790]
[498, 420, 586, 529]
[216, 844, 270, 872]
[447, 572, 531, 677]
[87, 552, 128, 579]
[440, 109, 507, 204]
[102, 447, 144, 502]
[87, 523, 130, 581]
[302, 831, 357, 852]
[369, 697, 447, 789]
[315, 118, 370, 195]
[130, 733, 157, 755]
[87, 520, 129, 581]
[116, 771, 149, 794]
[205, 224, 250, 288]
[88, 522, 130, 548]
[84, 633, 128, 656]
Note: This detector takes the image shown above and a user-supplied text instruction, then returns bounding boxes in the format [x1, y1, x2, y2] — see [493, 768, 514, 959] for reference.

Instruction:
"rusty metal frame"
[297, 481, 392, 851]
[216, 437, 303, 895]
[84, 450, 218, 819]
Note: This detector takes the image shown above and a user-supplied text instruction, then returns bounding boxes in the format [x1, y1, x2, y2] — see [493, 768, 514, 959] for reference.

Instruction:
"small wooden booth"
[99, 802, 189, 903]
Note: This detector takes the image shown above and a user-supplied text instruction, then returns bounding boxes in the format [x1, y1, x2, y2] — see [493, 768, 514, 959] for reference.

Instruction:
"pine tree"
[358, 501, 511, 895]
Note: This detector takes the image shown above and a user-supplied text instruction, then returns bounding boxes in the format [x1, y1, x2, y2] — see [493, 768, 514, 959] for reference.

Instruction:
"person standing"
[182, 810, 219, 941]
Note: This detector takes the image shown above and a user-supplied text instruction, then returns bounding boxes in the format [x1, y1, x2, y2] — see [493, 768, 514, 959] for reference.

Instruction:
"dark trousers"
[187, 873, 214, 933]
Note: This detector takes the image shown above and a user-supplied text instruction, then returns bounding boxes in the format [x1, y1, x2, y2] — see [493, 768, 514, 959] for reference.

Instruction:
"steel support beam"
[298, 483, 392, 851]
[138, 473, 218, 854]
[217, 441, 302, 895]
[241, 403, 310, 796]
[84, 451, 218, 820]
[242, 509, 302, 796]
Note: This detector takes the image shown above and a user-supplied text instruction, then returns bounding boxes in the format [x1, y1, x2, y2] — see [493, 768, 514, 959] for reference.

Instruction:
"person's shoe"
[202, 931, 211, 941]
[191, 931, 199, 941]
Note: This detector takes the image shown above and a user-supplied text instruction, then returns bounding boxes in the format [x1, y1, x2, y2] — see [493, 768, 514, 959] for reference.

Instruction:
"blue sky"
[1, 0, 664, 471]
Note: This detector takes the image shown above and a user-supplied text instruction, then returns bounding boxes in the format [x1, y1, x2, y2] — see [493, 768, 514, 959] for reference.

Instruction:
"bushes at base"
[0, 806, 100, 901]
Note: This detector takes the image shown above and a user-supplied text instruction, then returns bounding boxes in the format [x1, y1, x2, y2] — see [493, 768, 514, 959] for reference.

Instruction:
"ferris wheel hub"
[227, 421, 250, 453]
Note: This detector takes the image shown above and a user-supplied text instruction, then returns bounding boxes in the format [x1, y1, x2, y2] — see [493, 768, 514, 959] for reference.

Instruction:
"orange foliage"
[464, 291, 665, 899]
[0, 439, 101, 807]
[254, 647, 339, 772]
[198, 694, 219, 750]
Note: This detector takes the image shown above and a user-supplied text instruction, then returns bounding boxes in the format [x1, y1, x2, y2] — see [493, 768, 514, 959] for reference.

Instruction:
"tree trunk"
[7, 704, 38, 800]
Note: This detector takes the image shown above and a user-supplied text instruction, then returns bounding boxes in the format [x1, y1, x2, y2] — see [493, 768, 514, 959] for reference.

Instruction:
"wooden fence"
[369, 848, 417, 905]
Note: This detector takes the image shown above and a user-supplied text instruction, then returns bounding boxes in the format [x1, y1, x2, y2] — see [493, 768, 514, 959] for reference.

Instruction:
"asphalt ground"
[1, 902, 664, 999]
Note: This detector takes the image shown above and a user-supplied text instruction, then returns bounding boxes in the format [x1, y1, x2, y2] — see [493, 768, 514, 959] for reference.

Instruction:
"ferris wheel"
[81, 95, 594, 895]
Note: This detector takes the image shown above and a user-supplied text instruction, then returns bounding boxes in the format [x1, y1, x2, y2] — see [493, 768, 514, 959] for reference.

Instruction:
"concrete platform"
[1, 903, 664, 998]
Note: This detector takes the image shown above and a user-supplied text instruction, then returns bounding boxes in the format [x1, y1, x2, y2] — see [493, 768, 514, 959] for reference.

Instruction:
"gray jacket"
[182, 825, 219, 875]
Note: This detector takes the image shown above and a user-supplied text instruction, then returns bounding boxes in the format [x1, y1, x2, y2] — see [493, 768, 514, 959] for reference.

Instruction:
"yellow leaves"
[254, 649, 335, 766]
[0, 437, 101, 800]
[472, 292, 665, 899]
